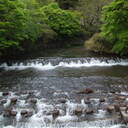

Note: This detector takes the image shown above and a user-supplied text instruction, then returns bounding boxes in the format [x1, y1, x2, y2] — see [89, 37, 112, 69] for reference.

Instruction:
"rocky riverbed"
[0, 57, 128, 128]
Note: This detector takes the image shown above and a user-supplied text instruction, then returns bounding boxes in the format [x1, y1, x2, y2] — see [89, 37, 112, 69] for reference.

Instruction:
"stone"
[52, 110, 60, 119]
[2, 92, 9, 96]
[21, 110, 33, 117]
[120, 103, 127, 107]
[25, 111, 33, 117]
[74, 108, 83, 116]
[86, 109, 94, 114]
[1, 99, 7, 104]
[77, 88, 94, 94]
[120, 107, 127, 111]
[100, 98, 105, 103]
[3, 108, 12, 117]
[11, 98, 17, 104]
[115, 96, 126, 101]
[106, 105, 115, 113]
[21, 110, 28, 116]
[10, 111, 17, 116]
[29, 98, 37, 104]
[120, 111, 128, 124]
[84, 97, 91, 104]
[114, 104, 120, 112]
[110, 90, 116, 94]
[58, 99, 67, 104]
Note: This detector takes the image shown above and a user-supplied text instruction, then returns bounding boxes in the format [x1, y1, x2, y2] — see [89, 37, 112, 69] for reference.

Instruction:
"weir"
[0, 57, 128, 128]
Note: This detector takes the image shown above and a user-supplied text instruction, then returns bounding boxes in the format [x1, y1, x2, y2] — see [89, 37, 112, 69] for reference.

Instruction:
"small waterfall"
[0, 57, 128, 71]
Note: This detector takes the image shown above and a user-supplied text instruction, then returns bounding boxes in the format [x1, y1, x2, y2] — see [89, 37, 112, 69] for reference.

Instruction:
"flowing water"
[0, 54, 128, 128]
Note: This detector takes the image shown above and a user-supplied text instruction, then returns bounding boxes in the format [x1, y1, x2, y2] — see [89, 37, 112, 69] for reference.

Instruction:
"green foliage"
[101, 0, 128, 55]
[0, 0, 27, 50]
[41, 3, 82, 37]
[0, 0, 83, 58]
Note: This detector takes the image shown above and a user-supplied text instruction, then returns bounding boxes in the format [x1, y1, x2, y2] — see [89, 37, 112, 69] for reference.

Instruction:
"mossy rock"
[85, 33, 112, 54]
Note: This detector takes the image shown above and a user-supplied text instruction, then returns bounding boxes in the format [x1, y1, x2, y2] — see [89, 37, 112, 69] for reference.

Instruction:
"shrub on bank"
[85, 33, 112, 53]
[101, 0, 128, 55]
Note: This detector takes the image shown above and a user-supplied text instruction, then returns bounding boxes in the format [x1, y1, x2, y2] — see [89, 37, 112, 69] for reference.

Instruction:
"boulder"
[74, 108, 83, 116]
[2, 92, 9, 96]
[58, 99, 67, 104]
[106, 105, 115, 113]
[21, 110, 33, 118]
[21, 110, 28, 116]
[3, 108, 16, 117]
[100, 98, 105, 103]
[84, 97, 91, 104]
[52, 110, 60, 119]
[29, 98, 37, 104]
[120, 107, 127, 111]
[86, 109, 94, 114]
[115, 96, 126, 101]
[10, 111, 17, 116]
[77, 88, 94, 94]
[120, 111, 128, 124]
[11, 98, 17, 104]
[1, 99, 7, 104]
[114, 104, 120, 112]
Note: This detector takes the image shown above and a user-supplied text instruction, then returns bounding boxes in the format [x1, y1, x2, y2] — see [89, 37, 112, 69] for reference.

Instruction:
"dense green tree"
[0, 0, 27, 51]
[101, 0, 128, 55]
[41, 3, 82, 37]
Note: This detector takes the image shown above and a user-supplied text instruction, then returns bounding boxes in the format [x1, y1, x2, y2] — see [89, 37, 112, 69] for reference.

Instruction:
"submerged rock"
[106, 105, 115, 113]
[58, 98, 67, 104]
[115, 96, 126, 101]
[3, 108, 12, 117]
[10, 110, 17, 116]
[3, 108, 17, 117]
[84, 97, 91, 104]
[52, 110, 60, 119]
[100, 98, 105, 103]
[86, 109, 94, 114]
[21, 110, 33, 117]
[11, 98, 17, 104]
[74, 108, 83, 116]
[2, 92, 9, 96]
[1, 99, 7, 104]
[29, 98, 37, 104]
[114, 104, 120, 112]
[77, 88, 94, 94]
[21, 110, 28, 116]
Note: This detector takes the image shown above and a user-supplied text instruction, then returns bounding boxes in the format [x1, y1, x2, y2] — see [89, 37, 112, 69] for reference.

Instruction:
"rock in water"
[52, 110, 60, 119]
[86, 109, 94, 114]
[2, 92, 9, 96]
[11, 98, 17, 104]
[21, 110, 33, 118]
[77, 88, 94, 94]
[106, 105, 115, 113]
[74, 108, 83, 116]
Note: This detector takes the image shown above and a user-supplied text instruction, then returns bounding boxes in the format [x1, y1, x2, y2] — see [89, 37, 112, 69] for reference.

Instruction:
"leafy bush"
[0, 0, 27, 50]
[41, 3, 82, 37]
[85, 33, 111, 53]
[101, 0, 128, 55]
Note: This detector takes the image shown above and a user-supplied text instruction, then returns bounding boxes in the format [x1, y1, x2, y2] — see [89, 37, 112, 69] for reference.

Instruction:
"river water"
[0, 50, 128, 128]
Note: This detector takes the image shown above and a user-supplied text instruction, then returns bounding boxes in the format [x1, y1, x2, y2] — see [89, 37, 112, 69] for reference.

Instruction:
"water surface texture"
[0, 57, 128, 128]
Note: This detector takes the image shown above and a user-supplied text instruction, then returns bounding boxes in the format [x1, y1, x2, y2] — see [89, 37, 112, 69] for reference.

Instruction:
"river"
[0, 47, 128, 128]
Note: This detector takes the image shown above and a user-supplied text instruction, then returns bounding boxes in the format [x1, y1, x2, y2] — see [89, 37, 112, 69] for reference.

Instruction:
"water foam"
[0, 58, 128, 71]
